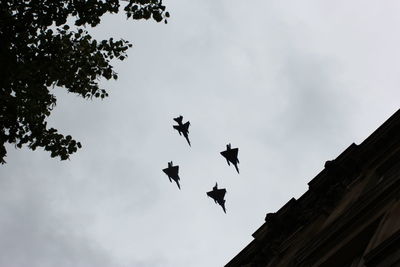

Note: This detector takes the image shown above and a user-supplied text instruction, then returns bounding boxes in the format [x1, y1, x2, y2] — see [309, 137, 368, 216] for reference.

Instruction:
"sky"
[2, 1, 400, 266]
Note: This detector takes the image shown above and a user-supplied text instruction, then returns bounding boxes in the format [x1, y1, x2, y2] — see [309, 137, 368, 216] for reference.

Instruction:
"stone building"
[226, 109, 400, 267]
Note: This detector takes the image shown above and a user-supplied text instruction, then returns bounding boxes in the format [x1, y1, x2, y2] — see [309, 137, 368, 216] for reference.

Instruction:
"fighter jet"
[173, 115, 191, 146]
[206, 183, 227, 213]
[162, 161, 181, 189]
[220, 143, 240, 173]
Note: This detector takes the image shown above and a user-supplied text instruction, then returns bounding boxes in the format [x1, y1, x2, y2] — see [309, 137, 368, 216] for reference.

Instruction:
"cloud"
[0, 165, 119, 267]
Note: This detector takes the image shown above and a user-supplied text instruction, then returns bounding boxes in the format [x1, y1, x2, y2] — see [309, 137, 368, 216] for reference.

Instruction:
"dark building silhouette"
[226, 109, 400, 267]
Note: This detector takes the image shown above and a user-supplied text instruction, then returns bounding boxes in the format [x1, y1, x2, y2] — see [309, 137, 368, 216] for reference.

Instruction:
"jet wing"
[171, 165, 179, 174]
[220, 148, 238, 159]
[231, 148, 238, 158]
[182, 122, 190, 131]
[173, 125, 181, 131]
[207, 188, 226, 200]
[163, 166, 179, 177]
[162, 168, 170, 176]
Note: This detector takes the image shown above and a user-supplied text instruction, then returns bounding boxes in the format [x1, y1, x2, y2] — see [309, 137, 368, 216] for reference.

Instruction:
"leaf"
[0, 0, 168, 164]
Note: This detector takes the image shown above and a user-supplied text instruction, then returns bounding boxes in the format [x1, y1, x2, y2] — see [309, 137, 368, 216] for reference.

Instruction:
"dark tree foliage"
[0, 0, 169, 164]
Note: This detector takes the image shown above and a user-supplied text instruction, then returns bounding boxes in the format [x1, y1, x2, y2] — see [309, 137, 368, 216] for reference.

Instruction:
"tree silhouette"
[0, 0, 169, 164]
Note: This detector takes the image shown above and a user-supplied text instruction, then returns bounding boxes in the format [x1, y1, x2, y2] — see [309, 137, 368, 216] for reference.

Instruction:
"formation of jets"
[162, 115, 240, 214]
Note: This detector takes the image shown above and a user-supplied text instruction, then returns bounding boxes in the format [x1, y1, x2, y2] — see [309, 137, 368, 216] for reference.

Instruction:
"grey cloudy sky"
[2, 1, 400, 266]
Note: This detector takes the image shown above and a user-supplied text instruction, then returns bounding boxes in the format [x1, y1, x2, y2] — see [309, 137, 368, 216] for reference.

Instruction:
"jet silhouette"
[220, 143, 240, 173]
[173, 115, 191, 146]
[207, 183, 227, 213]
[162, 161, 181, 189]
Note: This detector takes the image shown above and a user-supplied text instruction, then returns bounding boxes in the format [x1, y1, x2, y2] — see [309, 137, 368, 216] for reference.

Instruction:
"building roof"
[226, 109, 400, 267]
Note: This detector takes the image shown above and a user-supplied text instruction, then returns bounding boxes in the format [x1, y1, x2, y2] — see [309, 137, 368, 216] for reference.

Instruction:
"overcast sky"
[2, 1, 400, 266]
